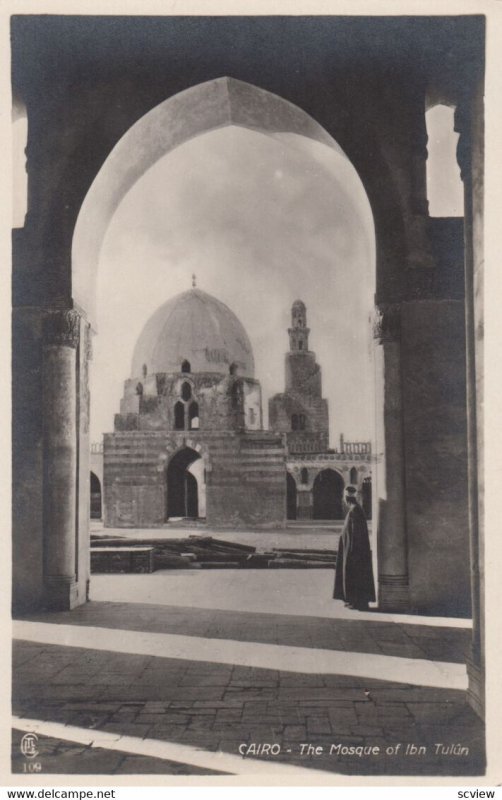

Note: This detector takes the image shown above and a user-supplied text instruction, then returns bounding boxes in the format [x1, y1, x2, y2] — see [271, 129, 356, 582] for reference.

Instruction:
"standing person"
[333, 485, 376, 610]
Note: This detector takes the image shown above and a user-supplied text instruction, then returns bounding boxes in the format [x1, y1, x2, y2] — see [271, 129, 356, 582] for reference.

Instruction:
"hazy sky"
[91, 125, 376, 444]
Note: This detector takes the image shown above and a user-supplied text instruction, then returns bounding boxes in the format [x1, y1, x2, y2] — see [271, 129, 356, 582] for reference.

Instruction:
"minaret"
[268, 298, 330, 453]
[288, 300, 310, 352]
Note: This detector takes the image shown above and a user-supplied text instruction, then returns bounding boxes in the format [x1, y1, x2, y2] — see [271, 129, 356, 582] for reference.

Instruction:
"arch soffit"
[157, 440, 211, 471]
[313, 466, 345, 484]
[73, 76, 366, 327]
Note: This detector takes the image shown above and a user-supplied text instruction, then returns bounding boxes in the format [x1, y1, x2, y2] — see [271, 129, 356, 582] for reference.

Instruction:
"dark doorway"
[167, 448, 201, 519]
[90, 472, 102, 519]
[286, 472, 297, 520]
[313, 469, 344, 520]
[362, 476, 372, 520]
[174, 401, 185, 430]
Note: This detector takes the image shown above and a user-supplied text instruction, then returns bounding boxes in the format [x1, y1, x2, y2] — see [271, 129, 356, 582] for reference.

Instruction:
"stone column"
[373, 304, 410, 611]
[42, 309, 81, 610]
[456, 89, 484, 718]
[297, 487, 313, 520]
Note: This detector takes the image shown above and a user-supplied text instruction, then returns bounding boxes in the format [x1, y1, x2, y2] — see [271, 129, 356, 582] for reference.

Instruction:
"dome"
[131, 288, 255, 378]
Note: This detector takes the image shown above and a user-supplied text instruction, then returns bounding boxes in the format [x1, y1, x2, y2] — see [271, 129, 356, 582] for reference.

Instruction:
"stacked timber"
[90, 534, 336, 572]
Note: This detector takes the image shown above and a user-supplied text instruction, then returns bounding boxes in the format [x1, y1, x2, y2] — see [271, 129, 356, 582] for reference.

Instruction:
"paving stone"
[215, 709, 243, 721]
[282, 725, 307, 740]
[307, 716, 332, 734]
[13, 609, 484, 778]
[117, 754, 227, 775]
[102, 722, 151, 738]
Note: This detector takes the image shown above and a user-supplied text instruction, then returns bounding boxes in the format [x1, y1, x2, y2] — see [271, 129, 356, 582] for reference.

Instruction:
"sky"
[89, 108, 463, 446]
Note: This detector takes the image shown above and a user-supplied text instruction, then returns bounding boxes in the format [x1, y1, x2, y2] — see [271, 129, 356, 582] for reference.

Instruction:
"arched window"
[350, 466, 358, 485]
[291, 414, 299, 430]
[142, 363, 147, 378]
[426, 104, 463, 217]
[299, 414, 306, 430]
[229, 363, 238, 375]
[301, 467, 309, 485]
[174, 401, 185, 430]
[298, 341, 303, 350]
[231, 381, 242, 410]
[189, 401, 199, 430]
[135, 382, 143, 395]
[181, 381, 192, 401]
[181, 360, 191, 373]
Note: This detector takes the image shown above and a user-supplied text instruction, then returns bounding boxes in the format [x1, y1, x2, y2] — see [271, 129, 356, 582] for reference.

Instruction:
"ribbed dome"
[131, 288, 255, 378]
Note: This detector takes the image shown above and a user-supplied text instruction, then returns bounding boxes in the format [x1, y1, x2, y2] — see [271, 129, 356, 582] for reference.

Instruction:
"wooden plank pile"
[90, 534, 336, 572]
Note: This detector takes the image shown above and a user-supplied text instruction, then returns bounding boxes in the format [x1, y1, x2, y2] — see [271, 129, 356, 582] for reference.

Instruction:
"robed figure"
[333, 486, 375, 610]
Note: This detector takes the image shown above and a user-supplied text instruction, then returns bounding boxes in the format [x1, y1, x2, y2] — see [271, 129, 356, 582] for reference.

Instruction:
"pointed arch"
[174, 401, 185, 430]
[286, 472, 297, 520]
[188, 401, 199, 430]
[181, 381, 192, 401]
[72, 77, 365, 327]
[313, 468, 344, 520]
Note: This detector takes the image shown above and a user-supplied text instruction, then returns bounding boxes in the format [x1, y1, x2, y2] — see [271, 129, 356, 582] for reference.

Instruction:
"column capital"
[43, 309, 81, 348]
[373, 303, 401, 344]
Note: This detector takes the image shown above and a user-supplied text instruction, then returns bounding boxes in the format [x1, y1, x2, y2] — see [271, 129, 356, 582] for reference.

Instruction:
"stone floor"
[12, 569, 485, 778]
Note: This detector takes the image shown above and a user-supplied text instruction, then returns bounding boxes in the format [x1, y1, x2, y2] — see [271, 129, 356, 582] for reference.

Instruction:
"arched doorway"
[362, 476, 372, 520]
[90, 472, 102, 519]
[286, 472, 297, 520]
[313, 469, 344, 520]
[166, 448, 201, 519]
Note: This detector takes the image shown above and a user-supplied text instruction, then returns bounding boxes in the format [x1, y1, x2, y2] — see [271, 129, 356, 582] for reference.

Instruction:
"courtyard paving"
[12, 568, 484, 778]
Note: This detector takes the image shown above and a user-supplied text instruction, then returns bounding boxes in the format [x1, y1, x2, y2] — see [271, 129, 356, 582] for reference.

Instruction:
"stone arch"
[174, 401, 184, 430]
[89, 471, 102, 519]
[72, 77, 381, 327]
[188, 401, 199, 431]
[160, 438, 211, 474]
[166, 446, 202, 519]
[313, 468, 344, 520]
[181, 381, 192, 402]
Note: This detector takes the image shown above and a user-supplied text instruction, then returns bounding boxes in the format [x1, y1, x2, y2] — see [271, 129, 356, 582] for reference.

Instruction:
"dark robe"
[333, 502, 376, 608]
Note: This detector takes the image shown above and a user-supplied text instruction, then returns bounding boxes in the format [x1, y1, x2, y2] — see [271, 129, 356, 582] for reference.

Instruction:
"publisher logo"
[20, 733, 39, 759]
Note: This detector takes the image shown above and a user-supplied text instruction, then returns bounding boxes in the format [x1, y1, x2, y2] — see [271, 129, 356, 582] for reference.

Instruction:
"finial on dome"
[192, 273, 197, 288]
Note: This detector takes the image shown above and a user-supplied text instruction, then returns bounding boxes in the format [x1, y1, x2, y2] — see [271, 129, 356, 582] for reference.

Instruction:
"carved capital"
[373, 304, 401, 344]
[43, 309, 81, 348]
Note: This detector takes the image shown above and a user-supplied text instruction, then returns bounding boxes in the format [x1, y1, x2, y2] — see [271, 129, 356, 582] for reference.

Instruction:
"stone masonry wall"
[104, 430, 286, 528]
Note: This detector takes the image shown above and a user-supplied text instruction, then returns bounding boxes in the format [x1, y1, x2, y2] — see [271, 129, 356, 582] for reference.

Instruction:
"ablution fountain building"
[104, 288, 372, 528]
